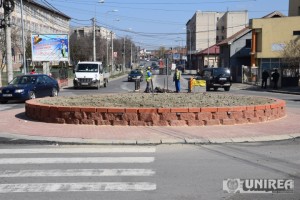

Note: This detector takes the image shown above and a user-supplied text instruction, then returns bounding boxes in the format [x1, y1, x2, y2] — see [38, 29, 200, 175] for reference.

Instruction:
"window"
[245, 39, 251, 48]
[222, 26, 225, 33]
[293, 31, 300, 35]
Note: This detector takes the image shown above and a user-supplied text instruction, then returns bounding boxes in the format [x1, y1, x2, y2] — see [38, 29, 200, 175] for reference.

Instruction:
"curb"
[1, 132, 299, 145]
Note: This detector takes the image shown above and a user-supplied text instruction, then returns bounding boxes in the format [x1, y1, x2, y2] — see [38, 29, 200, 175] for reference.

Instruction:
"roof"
[28, 0, 71, 20]
[197, 44, 219, 55]
[217, 27, 251, 46]
[262, 11, 286, 18]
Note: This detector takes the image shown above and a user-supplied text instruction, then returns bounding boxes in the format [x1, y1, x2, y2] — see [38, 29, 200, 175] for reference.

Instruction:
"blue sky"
[45, 0, 289, 49]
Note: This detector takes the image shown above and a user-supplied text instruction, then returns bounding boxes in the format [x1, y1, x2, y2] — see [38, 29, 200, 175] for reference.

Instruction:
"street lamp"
[105, 9, 118, 70]
[111, 18, 120, 72]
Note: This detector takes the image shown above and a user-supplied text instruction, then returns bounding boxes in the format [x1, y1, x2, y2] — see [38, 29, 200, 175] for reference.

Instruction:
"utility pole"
[92, 18, 96, 61]
[106, 32, 109, 70]
[20, 0, 26, 74]
[111, 31, 114, 72]
[3, 0, 15, 83]
[130, 42, 132, 68]
[207, 13, 210, 67]
[123, 37, 125, 72]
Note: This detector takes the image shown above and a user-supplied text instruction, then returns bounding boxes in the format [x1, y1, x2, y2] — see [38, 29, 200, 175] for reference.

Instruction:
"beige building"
[250, 13, 300, 66]
[186, 11, 248, 69]
[0, 0, 70, 71]
[250, 11, 300, 87]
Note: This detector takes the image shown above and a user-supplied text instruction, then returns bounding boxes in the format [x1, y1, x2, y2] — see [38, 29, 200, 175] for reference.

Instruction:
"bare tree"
[281, 38, 300, 77]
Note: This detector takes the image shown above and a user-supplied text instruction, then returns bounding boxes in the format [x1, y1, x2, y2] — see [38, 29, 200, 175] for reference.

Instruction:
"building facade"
[250, 12, 300, 87]
[73, 26, 113, 40]
[186, 11, 248, 69]
[218, 27, 252, 82]
[289, 0, 300, 16]
[0, 0, 70, 71]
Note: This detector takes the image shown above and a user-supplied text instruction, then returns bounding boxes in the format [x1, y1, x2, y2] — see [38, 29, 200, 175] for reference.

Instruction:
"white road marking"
[0, 157, 155, 164]
[0, 182, 157, 193]
[0, 147, 156, 154]
[0, 169, 155, 177]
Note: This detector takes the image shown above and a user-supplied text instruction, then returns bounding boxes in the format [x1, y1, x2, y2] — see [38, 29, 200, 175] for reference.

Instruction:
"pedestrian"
[173, 67, 181, 93]
[271, 69, 280, 89]
[30, 68, 36, 74]
[261, 70, 269, 89]
[144, 66, 152, 93]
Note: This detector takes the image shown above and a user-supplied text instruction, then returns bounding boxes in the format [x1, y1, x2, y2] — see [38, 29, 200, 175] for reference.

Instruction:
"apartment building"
[73, 26, 114, 40]
[186, 10, 248, 69]
[0, 0, 70, 71]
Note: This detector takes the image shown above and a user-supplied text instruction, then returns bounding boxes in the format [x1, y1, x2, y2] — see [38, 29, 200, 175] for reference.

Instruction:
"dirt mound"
[38, 93, 274, 108]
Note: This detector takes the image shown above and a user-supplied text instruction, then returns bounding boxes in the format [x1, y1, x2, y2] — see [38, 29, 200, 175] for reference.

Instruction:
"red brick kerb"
[25, 97, 286, 126]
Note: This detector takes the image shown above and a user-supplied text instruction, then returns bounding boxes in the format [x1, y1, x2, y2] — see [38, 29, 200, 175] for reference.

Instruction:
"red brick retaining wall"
[25, 98, 286, 126]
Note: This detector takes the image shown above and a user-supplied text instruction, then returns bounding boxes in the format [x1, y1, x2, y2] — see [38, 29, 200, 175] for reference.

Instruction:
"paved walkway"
[0, 83, 299, 145]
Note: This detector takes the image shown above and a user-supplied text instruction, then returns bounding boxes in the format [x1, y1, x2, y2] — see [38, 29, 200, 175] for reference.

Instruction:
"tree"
[158, 46, 166, 59]
[281, 38, 300, 77]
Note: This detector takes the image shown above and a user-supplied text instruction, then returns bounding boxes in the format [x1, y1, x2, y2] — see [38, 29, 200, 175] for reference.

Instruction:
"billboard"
[31, 34, 69, 62]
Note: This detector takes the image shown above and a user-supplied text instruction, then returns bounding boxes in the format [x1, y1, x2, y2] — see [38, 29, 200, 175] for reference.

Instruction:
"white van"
[73, 61, 109, 89]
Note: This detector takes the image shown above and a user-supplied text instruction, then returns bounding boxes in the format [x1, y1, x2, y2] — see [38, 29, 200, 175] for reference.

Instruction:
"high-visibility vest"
[174, 71, 181, 80]
[145, 70, 152, 81]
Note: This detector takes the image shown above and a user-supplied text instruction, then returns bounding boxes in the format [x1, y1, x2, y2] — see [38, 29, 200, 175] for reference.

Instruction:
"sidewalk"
[0, 84, 299, 145]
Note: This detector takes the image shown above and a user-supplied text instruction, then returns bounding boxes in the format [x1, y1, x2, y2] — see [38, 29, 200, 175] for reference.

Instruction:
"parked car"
[0, 74, 59, 103]
[200, 68, 232, 91]
[128, 69, 144, 82]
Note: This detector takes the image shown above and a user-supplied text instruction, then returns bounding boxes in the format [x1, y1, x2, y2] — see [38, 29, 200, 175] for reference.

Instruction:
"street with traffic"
[0, 71, 299, 199]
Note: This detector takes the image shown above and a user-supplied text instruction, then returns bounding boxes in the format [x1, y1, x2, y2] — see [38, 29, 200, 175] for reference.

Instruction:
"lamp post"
[92, 17, 96, 61]
[111, 18, 120, 72]
[105, 9, 118, 70]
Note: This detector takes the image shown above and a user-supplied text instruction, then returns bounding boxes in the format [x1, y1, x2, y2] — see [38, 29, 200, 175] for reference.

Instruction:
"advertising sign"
[31, 34, 69, 62]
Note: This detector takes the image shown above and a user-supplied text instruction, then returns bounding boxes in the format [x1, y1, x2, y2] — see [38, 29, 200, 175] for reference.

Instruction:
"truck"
[73, 61, 109, 89]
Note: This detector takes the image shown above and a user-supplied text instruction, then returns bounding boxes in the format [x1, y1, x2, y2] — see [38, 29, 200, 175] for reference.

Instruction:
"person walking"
[271, 69, 280, 89]
[261, 70, 269, 89]
[173, 67, 181, 93]
[144, 67, 152, 93]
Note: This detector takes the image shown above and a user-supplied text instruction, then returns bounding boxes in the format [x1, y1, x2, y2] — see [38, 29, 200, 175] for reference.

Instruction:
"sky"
[44, 0, 289, 50]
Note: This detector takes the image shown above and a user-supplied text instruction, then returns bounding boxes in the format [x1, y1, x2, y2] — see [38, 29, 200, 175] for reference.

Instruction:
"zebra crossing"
[0, 146, 156, 193]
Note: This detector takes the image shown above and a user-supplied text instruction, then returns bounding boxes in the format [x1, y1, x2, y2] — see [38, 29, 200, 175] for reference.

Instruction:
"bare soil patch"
[38, 93, 274, 108]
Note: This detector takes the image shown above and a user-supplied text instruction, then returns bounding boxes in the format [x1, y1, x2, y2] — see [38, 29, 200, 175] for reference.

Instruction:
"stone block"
[179, 113, 196, 120]
[161, 113, 178, 121]
[169, 120, 187, 126]
[187, 120, 204, 126]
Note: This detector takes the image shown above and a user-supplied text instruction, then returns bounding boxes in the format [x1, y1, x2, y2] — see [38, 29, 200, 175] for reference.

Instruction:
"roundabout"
[25, 93, 286, 126]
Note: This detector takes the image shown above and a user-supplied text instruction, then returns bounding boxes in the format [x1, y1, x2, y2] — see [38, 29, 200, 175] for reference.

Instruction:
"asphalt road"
[0, 74, 299, 199]
[0, 141, 299, 200]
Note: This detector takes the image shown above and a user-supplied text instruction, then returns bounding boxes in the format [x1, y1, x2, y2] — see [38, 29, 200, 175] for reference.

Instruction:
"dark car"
[0, 74, 59, 103]
[200, 68, 232, 91]
[128, 70, 144, 82]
